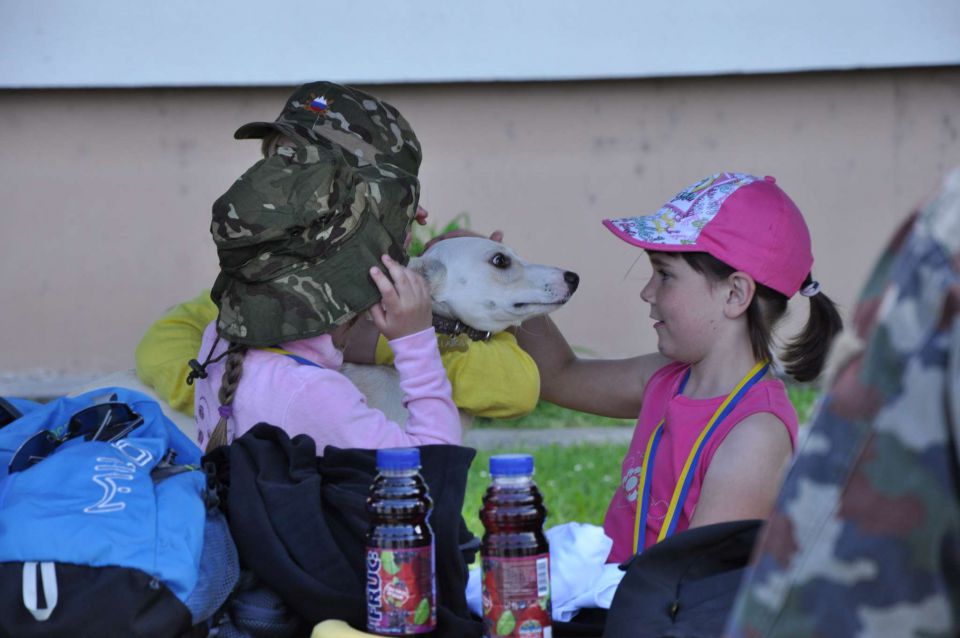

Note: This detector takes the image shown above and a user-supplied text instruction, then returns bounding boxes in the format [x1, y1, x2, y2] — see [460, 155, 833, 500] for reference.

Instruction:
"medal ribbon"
[262, 346, 322, 368]
[632, 360, 770, 554]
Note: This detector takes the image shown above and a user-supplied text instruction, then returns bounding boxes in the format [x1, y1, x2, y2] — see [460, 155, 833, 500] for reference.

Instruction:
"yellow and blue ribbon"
[632, 360, 770, 554]
[262, 347, 323, 368]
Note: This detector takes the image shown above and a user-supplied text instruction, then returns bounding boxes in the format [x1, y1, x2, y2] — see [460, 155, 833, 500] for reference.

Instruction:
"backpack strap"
[22, 562, 58, 622]
[0, 398, 23, 429]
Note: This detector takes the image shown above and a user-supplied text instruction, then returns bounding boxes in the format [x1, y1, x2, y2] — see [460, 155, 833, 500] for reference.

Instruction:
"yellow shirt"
[135, 290, 539, 419]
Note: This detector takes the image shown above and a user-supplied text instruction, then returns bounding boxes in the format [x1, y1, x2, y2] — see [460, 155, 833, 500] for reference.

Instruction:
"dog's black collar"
[431, 314, 492, 342]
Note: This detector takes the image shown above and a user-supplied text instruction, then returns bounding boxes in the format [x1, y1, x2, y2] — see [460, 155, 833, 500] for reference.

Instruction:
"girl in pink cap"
[518, 172, 843, 562]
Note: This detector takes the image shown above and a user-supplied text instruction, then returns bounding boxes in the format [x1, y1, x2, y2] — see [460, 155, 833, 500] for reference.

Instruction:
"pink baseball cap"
[602, 172, 813, 297]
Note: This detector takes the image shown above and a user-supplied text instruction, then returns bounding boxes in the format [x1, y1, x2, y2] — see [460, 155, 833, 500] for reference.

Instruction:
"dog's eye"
[490, 253, 512, 269]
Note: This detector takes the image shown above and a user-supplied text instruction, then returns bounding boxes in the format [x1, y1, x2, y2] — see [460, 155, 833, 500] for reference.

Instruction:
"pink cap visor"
[603, 172, 813, 297]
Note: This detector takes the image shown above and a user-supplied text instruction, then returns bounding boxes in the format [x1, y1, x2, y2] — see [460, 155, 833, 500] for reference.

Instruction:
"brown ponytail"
[205, 345, 247, 453]
[781, 274, 844, 382]
[674, 252, 843, 383]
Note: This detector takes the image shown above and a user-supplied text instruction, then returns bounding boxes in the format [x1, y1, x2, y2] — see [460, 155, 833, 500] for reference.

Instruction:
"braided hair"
[204, 345, 248, 453]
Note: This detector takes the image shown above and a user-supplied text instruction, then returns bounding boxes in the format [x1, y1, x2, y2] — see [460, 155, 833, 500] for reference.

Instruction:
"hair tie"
[218, 405, 233, 419]
[800, 281, 821, 297]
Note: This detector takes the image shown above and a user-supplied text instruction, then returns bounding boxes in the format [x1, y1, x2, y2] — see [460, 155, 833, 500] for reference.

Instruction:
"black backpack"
[206, 424, 482, 637]
[603, 520, 761, 638]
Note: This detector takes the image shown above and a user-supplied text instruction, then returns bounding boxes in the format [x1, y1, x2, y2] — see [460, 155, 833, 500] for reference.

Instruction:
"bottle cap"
[489, 454, 534, 477]
[376, 447, 420, 471]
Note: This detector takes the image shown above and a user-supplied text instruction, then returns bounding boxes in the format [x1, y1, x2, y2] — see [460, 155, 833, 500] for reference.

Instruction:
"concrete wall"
[2, 68, 959, 394]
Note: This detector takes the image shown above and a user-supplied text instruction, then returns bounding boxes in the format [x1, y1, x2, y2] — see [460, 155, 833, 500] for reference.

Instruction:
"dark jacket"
[209, 423, 482, 637]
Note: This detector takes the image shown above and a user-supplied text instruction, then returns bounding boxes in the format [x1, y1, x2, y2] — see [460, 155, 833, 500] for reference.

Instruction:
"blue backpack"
[0, 387, 239, 637]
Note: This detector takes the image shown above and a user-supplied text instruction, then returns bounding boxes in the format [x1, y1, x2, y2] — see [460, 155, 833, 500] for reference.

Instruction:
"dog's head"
[409, 237, 579, 333]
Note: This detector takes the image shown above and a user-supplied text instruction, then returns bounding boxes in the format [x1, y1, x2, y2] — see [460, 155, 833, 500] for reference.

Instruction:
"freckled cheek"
[663, 303, 714, 338]
[655, 292, 683, 321]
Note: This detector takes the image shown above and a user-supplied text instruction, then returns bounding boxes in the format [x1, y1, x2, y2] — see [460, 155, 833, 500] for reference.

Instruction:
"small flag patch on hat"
[307, 96, 329, 113]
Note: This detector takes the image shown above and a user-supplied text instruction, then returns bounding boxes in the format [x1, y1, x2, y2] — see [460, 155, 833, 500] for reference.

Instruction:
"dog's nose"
[564, 271, 580, 292]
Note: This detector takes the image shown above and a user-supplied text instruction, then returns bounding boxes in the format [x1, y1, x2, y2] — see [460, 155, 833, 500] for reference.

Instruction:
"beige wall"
[2, 68, 959, 394]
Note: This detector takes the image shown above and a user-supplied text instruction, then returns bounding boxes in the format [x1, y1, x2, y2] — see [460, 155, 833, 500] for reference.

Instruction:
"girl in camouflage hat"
[190, 82, 462, 454]
[134, 82, 540, 444]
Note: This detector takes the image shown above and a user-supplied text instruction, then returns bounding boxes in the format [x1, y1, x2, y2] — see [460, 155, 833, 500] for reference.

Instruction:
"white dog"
[345, 236, 579, 424]
[71, 237, 579, 436]
[410, 236, 580, 334]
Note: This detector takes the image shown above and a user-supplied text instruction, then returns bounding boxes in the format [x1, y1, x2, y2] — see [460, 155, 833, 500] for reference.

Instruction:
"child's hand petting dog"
[368, 254, 433, 341]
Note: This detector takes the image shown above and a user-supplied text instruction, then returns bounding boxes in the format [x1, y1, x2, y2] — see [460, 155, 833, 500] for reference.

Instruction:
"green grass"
[461, 443, 629, 543]
[786, 383, 821, 424]
[473, 400, 634, 429]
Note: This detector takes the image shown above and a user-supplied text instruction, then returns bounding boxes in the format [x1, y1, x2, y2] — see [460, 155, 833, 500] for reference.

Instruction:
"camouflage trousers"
[726, 169, 960, 637]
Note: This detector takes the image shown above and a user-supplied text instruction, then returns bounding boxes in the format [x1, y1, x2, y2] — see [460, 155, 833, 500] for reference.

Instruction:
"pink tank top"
[603, 361, 798, 564]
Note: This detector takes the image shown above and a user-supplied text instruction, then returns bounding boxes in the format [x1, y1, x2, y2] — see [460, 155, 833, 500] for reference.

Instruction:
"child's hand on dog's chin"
[368, 254, 433, 341]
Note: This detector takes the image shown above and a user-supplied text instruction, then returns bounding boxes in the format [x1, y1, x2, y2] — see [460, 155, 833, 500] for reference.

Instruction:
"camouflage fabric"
[211, 87, 421, 346]
[726, 168, 960, 637]
[233, 81, 422, 177]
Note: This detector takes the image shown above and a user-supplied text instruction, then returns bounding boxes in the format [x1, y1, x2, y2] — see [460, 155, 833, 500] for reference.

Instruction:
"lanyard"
[632, 360, 770, 554]
[261, 347, 323, 368]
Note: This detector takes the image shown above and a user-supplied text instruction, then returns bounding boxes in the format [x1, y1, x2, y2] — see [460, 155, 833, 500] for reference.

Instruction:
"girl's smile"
[641, 252, 726, 362]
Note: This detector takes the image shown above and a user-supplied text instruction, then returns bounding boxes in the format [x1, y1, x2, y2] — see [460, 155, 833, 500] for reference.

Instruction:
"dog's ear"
[408, 256, 447, 296]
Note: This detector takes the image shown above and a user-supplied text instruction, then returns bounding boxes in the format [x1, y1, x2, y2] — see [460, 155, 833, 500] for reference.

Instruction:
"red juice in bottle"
[366, 447, 436, 636]
[480, 454, 552, 638]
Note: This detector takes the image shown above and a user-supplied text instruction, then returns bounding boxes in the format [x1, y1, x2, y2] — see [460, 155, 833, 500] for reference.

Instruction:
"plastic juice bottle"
[480, 454, 552, 638]
[366, 447, 436, 636]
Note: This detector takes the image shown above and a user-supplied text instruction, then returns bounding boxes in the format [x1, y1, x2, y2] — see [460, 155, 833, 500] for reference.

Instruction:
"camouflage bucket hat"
[210, 140, 420, 347]
[234, 81, 421, 177]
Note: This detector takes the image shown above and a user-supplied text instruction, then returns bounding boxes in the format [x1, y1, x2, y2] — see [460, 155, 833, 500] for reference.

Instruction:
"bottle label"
[481, 553, 552, 638]
[366, 546, 436, 635]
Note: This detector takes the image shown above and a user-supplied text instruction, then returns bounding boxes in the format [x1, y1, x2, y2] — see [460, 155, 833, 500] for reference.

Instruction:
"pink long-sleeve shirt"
[194, 322, 461, 454]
